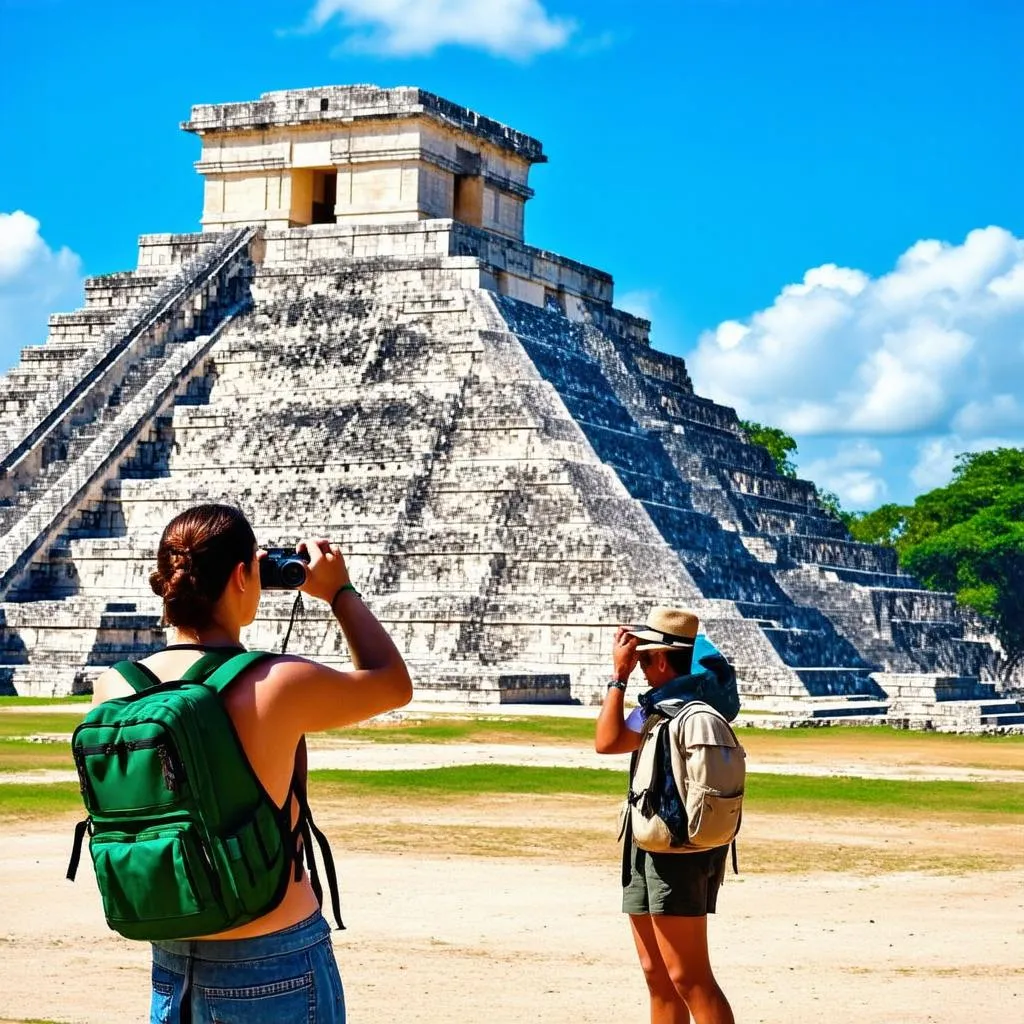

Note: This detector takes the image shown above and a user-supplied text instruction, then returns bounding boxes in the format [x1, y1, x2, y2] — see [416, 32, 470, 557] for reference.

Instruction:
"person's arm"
[595, 627, 642, 755]
[263, 537, 413, 734]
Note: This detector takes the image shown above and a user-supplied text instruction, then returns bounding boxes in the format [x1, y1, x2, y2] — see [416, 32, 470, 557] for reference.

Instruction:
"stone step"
[793, 667, 884, 697]
[979, 712, 1024, 727]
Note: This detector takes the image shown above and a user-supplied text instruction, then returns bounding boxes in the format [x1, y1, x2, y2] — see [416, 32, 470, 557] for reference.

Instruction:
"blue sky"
[1, 0, 1022, 508]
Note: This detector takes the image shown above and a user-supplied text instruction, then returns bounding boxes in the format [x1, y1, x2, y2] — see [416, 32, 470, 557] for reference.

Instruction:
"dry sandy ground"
[3, 801, 1022, 1024]
[4, 710, 1022, 1022]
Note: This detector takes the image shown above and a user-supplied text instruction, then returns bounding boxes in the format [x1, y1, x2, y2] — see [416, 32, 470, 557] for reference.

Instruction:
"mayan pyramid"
[1, 85, 1020, 731]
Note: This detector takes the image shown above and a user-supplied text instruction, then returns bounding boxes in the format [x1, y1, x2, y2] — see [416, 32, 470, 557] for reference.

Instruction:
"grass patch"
[312, 764, 621, 797]
[737, 724, 1024, 746]
[6, 766, 1022, 825]
[747, 772, 1024, 817]
[0, 714, 79, 773]
[0, 740, 73, 772]
[309, 765, 1024, 818]
[731, 838, 1023, 875]
[333, 716, 1024, 750]
[0, 782, 83, 819]
[0, 713, 82, 739]
[324, 822, 1024, 874]
[738, 725, 1024, 772]
[331, 715, 594, 745]
[0, 696, 89, 707]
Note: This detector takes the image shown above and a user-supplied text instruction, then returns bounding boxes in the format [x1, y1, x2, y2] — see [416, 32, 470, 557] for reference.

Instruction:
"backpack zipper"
[79, 737, 164, 756]
[78, 738, 183, 794]
[156, 746, 179, 793]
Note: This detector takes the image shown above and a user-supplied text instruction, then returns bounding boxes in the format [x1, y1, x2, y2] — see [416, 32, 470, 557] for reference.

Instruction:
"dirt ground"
[3, 794, 1022, 1024]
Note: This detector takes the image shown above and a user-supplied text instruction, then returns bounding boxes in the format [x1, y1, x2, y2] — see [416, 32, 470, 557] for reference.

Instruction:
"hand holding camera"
[260, 537, 352, 606]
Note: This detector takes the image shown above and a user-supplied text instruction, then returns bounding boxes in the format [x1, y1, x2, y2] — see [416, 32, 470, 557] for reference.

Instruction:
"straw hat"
[626, 607, 699, 651]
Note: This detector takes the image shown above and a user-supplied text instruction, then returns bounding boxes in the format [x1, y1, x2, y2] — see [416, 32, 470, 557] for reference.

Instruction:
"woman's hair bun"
[151, 505, 257, 630]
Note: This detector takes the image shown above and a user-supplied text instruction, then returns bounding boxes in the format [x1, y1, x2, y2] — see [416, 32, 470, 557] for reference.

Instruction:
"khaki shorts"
[622, 844, 729, 916]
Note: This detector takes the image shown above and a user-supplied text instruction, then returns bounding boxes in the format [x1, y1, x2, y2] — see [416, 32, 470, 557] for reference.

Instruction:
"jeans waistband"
[153, 912, 329, 963]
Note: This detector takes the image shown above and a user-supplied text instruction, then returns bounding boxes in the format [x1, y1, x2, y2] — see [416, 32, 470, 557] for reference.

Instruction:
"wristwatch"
[607, 679, 627, 691]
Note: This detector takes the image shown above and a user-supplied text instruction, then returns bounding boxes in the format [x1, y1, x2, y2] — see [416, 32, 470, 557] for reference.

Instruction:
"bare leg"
[630, 914, 690, 1024]
[650, 914, 734, 1024]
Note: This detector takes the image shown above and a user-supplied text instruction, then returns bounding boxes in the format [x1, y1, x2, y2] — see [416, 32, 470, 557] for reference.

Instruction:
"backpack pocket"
[219, 803, 288, 914]
[684, 783, 743, 849]
[90, 822, 217, 935]
[630, 806, 679, 853]
[76, 726, 185, 816]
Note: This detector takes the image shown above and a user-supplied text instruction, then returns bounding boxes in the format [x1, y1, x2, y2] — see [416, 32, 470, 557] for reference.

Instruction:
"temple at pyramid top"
[182, 85, 547, 238]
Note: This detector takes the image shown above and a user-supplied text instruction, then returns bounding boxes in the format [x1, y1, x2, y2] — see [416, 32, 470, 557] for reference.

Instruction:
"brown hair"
[149, 505, 257, 630]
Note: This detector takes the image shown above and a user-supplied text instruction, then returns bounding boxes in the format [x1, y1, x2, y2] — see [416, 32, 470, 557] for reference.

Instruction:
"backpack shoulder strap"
[111, 660, 162, 694]
[196, 650, 277, 695]
[681, 700, 741, 742]
[179, 651, 238, 683]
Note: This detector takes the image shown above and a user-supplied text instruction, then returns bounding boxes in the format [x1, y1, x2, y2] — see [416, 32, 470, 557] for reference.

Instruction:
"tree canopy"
[735, 417, 1021, 673]
[846, 449, 1024, 675]
[740, 420, 798, 478]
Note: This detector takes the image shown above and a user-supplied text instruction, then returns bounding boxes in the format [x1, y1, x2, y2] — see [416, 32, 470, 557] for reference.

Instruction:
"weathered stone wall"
[184, 86, 543, 237]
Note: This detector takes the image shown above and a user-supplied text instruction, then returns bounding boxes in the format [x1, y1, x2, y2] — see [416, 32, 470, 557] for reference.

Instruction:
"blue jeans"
[151, 912, 345, 1023]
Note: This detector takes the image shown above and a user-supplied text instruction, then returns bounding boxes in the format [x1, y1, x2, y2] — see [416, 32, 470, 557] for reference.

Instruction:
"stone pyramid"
[0, 85, 1020, 730]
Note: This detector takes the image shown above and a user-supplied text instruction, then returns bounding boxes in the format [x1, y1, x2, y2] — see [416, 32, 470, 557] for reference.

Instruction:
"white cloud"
[952, 394, 1024, 435]
[0, 211, 84, 372]
[909, 433, 1020, 492]
[690, 227, 1024, 439]
[801, 441, 888, 508]
[910, 437, 960, 492]
[687, 227, 1024, 500]
[308, 0, 576, 59]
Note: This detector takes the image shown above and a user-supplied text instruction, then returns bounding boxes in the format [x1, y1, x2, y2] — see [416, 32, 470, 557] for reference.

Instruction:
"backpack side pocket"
[683, 783, 743, 849]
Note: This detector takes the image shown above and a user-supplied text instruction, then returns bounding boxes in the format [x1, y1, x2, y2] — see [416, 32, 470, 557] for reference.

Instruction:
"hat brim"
[626, 627, 695, 652]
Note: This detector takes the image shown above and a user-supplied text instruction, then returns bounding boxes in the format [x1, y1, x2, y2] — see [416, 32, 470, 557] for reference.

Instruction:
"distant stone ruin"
[0, 85, 1020, 731]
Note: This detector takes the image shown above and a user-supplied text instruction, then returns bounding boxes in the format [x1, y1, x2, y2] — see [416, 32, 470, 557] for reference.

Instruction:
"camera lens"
[280, 559, 307, 588]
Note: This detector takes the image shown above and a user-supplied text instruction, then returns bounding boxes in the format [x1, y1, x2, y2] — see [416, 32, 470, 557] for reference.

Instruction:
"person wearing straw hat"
[595, 607, 737, 1024]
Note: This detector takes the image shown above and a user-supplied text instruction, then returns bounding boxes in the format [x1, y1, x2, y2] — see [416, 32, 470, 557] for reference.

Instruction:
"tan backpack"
[624, 701, 746, 854]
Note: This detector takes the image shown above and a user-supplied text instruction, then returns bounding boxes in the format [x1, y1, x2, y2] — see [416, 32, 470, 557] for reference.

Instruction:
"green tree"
[882, 449, 1024, 676]
[735, 421, 1023, 670]
[814, 488, 854, 527]
[846, 503, 909, 547]
[740, 420, 798, 478]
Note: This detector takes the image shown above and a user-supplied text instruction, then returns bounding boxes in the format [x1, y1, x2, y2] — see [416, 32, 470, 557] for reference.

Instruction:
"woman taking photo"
[88, 503, 412, 1023]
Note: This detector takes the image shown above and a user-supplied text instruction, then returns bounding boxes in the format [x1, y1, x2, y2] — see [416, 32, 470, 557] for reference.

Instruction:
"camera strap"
[280, 593, 304, 655]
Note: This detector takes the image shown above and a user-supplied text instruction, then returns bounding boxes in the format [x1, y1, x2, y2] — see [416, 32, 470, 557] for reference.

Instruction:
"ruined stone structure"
[1, 85, 1020, 730]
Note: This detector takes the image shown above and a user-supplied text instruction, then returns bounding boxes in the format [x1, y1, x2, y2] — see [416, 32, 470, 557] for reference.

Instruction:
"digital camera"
[259, 548, 310, 590]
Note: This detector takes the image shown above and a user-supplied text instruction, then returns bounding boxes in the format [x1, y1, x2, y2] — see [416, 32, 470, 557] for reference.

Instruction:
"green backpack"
[66, 650, 343, 941]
